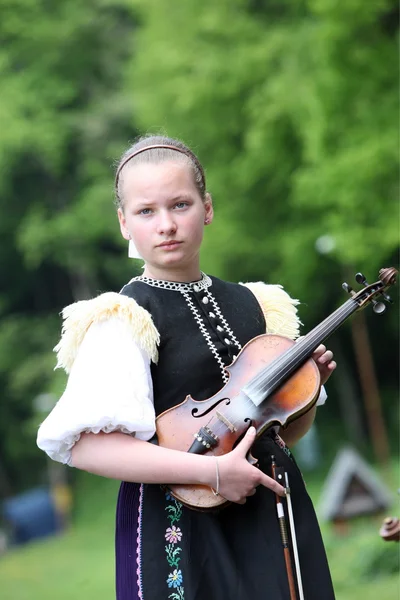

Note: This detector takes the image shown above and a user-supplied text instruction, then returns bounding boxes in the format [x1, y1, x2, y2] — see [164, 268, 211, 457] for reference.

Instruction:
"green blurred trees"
[0, 0, 398, 493]
[130, 0, 398, 290]
[128, 0, 399, 459]
[0, 0, 140, 492]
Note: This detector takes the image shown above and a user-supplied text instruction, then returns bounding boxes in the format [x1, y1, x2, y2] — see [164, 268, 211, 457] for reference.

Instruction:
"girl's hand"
[215, 427, 285, 504]
[312, 344, 337, 385]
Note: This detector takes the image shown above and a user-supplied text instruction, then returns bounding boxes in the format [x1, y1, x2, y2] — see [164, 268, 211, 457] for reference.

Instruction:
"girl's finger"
[314, 344, 326, 355]
[318, 350, 334, 364]
[235, 426, 256, 456]
[260, 472, 285, 496]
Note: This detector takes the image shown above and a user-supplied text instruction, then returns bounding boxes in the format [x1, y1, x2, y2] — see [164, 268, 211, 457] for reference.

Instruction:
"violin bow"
[284, 471, 304, 600]
[271, 456, 298, 600]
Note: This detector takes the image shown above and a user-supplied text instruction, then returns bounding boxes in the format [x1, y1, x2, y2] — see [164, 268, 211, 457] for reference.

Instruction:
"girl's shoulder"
[211, 276, 302, 340]
[54, 291, 159, 374]
[240, 281, 301, 339]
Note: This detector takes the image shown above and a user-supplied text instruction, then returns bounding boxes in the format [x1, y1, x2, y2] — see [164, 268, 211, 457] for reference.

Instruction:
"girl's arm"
[71, 431, 215, 485]
[71, 428, 285, 503]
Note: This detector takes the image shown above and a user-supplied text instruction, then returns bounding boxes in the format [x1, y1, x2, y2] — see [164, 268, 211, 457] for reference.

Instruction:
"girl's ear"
[117, 208, 130, 241]
[204, 193, 214, 225]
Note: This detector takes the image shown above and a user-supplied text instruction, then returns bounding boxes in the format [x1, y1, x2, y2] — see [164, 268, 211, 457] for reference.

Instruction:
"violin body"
[156, 334, 320, 510]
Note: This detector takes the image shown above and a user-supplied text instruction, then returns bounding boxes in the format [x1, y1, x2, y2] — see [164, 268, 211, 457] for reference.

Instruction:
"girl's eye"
[174, 201, 188, 209]
[139, 208, 152, 215]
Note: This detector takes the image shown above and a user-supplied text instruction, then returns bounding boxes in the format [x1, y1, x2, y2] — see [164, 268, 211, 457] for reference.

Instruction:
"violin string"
[206, 299, 357, 440]
[205, 298, 358, 440]
[212, 284, 385, 442]
[246, 298, 357, 396]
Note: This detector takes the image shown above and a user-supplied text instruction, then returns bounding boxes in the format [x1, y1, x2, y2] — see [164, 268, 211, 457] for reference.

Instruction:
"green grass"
[0, 475, 118, 600]
[0, 525, 115, 600]
[0, 467, 399, 599]
[321, 521, 399, 600]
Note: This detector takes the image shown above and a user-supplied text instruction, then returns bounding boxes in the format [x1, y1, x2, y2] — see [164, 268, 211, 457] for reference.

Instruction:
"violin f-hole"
[191, 397, 230, 418]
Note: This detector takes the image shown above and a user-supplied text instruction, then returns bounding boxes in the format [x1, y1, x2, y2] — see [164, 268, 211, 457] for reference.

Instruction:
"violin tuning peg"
[355, 272, 368, 285]
[372, 300, 386, 314]
[382, 293, 393, 304]
[342, 282, 353, 294]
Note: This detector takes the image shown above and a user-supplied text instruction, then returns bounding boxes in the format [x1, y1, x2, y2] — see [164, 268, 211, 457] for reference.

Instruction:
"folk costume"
[37, 273, 335, 600]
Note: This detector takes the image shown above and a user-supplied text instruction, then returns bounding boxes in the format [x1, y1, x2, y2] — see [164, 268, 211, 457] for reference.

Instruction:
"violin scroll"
[342, 267, 398, 313]
[379, 267, 398, 286]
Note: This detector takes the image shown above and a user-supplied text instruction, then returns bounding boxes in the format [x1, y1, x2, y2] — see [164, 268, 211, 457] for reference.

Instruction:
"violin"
[156, 268, 397, 510]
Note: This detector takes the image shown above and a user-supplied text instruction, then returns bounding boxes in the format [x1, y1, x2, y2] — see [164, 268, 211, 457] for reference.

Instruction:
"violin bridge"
[216, 411, 237, 433]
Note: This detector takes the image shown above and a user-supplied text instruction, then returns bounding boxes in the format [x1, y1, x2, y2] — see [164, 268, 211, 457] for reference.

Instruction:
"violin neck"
[244, 297, 358, 405]
[294, 297, 358, 361]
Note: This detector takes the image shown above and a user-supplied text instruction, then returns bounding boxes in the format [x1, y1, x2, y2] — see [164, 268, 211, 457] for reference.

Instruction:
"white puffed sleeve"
[316, 386, 327, 406]
[37, 316, 156, 465]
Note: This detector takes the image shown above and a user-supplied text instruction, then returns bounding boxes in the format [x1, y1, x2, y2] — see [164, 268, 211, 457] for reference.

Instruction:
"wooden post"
[350, 311, 391, 467]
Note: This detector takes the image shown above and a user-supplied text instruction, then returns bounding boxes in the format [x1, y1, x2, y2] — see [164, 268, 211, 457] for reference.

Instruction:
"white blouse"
[37, 316, 327, 466]
[37, 317, 156, 465]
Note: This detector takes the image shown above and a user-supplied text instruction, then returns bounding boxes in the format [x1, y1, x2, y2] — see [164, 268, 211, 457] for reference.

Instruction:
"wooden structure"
[319, 447, 393, 530]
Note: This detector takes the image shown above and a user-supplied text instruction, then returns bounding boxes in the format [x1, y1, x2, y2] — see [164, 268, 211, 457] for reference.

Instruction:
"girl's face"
[118, 161, 213, 280]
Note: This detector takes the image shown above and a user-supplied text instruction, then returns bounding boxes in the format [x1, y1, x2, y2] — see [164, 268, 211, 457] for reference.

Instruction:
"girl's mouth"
[158, 241, 182, 250]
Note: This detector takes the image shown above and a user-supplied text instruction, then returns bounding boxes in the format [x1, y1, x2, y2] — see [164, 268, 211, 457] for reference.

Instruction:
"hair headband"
[115, 144, 206, 192]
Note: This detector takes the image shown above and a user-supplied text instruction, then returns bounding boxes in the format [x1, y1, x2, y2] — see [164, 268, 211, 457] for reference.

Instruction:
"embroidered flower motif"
[166, 500, 183, 525]
[168, 587, 185, 600]
[165, 544, 182, 568]
[164, 491, 185, 597]
[273, 432, 293, 459]
[167, 569, 183, 588]
[165, 526, 182, 544]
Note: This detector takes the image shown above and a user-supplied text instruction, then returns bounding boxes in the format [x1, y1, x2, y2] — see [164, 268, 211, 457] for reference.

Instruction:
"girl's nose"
[157, 212, 177, 235]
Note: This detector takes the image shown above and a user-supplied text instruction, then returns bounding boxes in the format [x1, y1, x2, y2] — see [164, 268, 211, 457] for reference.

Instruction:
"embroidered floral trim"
[164, 492, 185, 599]
[165, 525, 182, 544]
[273, 432, 293, 460]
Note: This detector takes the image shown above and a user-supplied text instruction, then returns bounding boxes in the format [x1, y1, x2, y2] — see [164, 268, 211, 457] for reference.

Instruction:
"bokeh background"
[0, 1, 399, 598]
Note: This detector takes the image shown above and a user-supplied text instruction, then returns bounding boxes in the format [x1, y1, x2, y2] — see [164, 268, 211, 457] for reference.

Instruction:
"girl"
[37, 135, 336, 600]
